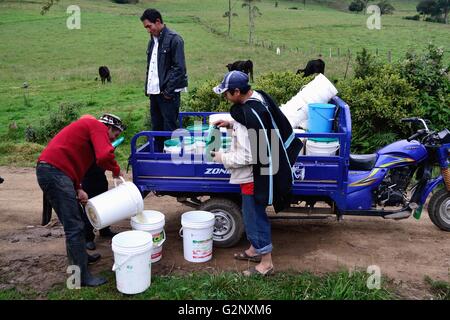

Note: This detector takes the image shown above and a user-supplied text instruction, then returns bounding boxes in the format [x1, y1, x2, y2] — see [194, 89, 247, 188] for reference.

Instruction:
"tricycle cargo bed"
[129, 96, 352, 209]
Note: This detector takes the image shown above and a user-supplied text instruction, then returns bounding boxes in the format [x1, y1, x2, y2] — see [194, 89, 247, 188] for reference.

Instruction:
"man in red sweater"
[36, 114, 125, 287]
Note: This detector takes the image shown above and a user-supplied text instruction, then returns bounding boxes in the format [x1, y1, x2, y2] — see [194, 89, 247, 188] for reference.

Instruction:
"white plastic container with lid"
[111, 230, 153, 294]
[179, 211, 215, 263]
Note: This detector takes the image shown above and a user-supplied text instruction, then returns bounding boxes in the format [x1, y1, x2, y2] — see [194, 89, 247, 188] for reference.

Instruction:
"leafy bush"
[354, 48, 382, 79]
[424, 15, 447, 23]
[183, 79, 230, 113]
[398, 43, 450, 131]
[255, 71, 313, 105]
[378, 0, 395, 15]
[183, 72, 313, 114]
[338, 65, 422, 153]
[25, 102, 81, 144]
[349, 0, 365, 13]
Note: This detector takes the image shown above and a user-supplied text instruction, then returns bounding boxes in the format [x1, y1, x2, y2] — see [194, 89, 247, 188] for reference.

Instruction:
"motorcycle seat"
[349, 154, 377, 171]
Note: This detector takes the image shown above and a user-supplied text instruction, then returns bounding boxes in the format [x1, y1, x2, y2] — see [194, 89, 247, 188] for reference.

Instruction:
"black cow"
[226, 60, 254, 82]
[98, 66, 111, 84]
[0, 176, 3, 184]
[296, 59, 325, 77]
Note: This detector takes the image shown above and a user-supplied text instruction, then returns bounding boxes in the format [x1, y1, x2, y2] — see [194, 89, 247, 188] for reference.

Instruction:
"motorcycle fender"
[420, 176, 444, 205]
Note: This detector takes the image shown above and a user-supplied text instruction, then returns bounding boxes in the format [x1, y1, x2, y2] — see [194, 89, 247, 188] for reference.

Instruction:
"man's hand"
[76, 189, 89, 205]
[162, 91, 173, 100]
[213, 120, 231, 129]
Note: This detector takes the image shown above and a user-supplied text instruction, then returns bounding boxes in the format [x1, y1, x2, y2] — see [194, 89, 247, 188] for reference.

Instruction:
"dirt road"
[0, 166, 449, 298]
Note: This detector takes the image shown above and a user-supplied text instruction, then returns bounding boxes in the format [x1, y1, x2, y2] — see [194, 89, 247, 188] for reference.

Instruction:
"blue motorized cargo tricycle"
[129, 96, 450, 247]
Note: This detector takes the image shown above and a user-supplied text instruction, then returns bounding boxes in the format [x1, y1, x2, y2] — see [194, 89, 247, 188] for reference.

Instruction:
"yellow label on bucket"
[152, 231, 164, 243]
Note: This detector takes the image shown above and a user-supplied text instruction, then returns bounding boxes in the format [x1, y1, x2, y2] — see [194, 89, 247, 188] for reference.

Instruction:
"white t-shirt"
[147, 37, 160, 95]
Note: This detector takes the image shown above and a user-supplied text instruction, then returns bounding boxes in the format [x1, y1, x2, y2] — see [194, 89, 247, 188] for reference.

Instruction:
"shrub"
[254, 71, 313, 105]
[338, 65, 422, 153]
[183, 79, 230, 113]
[183, 72, 313, 115]
[26, 102, 81, 144]
[349, 0, 365, 13]
[378, 0, 395, 15]
[398, 43, 450, 131]
[354, 48, 382, 79]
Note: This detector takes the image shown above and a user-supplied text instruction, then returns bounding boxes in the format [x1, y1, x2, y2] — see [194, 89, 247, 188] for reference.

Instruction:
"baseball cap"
[213, 71, 249, 94]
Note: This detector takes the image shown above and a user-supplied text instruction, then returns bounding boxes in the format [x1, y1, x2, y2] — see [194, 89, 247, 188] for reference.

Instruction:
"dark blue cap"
[213, 71, 249, 94]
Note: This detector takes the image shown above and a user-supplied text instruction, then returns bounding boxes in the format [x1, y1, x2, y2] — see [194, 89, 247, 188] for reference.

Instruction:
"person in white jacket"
[211, 71, 275, 276]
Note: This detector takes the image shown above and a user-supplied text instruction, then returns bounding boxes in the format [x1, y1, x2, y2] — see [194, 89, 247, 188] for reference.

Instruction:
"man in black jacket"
[141, 8, 188, 151]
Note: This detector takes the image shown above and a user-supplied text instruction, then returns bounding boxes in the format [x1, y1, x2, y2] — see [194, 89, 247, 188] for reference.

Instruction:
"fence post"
[329, 48, 332, 58]
[388, 50, 392, 63]
[337, 48, 340, 57]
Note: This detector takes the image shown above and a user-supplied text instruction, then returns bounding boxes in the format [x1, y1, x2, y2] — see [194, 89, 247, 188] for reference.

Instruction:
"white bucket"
[111, 230, 153, 295]
[130, 210, 166, 263]
[85, 177, 144, 230]
[180, 211, 215, 263]
[305, 139, 340, 156]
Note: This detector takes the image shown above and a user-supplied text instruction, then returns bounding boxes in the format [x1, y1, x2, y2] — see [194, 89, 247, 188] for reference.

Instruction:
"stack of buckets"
[306, 103, 340, 156]
[110, 211, 166, 295]
[164, 124, 229, 156]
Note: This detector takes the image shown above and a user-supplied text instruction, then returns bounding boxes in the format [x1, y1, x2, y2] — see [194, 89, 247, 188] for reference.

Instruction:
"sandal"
[234, 251, 262, 263]
[242, 266, 274, 277]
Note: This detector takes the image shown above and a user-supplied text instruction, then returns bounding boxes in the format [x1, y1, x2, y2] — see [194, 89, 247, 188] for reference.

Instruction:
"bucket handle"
[311, 106, 334, 122]
[154, 230, 166, 248]
[179, 227, 183, 238]
[112, 254, 133, 272]
[113, 176, 126, 187]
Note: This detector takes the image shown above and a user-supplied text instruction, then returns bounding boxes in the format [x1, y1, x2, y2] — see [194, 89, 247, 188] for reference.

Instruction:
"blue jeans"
[242, 195, 273, 255]
[36, 163, 85, 248]
[150, 92, 180, 152]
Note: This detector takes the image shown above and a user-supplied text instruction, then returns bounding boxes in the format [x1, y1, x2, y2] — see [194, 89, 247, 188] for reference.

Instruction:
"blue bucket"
[308, 103, 336, 133]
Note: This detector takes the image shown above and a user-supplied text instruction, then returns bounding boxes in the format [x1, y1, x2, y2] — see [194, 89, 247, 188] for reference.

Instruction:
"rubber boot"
[86, 241, 96, 251]
[67, 243, 107, 287]
[88, 253, 101, 265]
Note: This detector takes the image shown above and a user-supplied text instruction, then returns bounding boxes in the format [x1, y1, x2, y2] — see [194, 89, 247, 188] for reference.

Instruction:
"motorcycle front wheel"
[428, 188, 450, 231]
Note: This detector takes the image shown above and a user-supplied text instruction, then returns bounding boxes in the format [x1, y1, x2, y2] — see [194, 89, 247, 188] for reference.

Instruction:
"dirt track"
[0, 166, 449, 299]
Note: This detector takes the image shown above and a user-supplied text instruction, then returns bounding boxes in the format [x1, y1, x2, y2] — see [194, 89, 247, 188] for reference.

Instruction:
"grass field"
[0, 270, 395, 300]
[0, 0, 448, 168]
